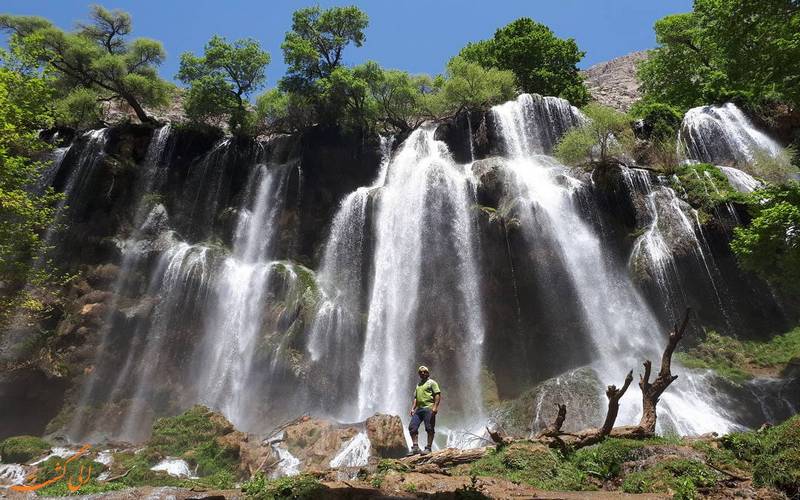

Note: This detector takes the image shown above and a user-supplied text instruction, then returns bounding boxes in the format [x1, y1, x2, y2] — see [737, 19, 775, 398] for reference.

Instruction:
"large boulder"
[491, 367, 604, 437]
[365, 414, 406, 458]
[282, 416, 359, 470]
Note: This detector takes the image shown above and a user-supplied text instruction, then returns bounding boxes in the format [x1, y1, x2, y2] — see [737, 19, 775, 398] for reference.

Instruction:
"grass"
[33, 454, 124, 496]
[677, 327, 800, 383]
[242, 472, 326, 499]
[721, 415, 800, 497]
[569, 438, 647, 480]
[0, 435, 50, 463]
[621, 458, 718, 499]
[469, 442, 586, 491]
[147, 404, 239, 479]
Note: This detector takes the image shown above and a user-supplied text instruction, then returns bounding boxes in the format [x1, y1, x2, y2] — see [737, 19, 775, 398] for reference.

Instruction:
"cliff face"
[581, 51, 649, 112]
[0, 96, 796, 442]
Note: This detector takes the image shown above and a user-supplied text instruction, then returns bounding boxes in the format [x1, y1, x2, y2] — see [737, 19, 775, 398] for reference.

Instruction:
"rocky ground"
[1, 406, 797, 499]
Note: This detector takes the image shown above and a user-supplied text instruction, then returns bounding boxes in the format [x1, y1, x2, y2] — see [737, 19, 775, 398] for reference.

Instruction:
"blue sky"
[2, 0, 691, 87]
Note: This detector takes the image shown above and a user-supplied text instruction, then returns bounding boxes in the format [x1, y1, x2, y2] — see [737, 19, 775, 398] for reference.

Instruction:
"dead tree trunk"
[638, 308, 692, 434]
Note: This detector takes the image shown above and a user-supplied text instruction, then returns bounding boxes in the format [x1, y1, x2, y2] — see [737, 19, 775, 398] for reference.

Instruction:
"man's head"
[418, 365, 430, 381]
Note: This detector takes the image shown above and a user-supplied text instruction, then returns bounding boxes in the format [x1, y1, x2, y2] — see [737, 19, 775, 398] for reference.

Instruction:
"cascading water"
[356, 126, 485, 424]
[679, 103, 783, 166]
[196, 162, 290, 425]
[491, 94, 737, 434]
[718, 166, 762, 193]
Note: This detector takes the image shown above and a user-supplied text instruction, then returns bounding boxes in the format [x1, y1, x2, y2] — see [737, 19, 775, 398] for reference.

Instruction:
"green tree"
[255, 88, 315, 134]
[460, 18, 589, 105]
[731, 183, 800, 294]
[439, 56, 516, 113]
[639, 0, 800, 111]
[280, 5, 368, 95]
[177, 35, 270, 132]
[361, 64, 438, 132]
[554, 103, 634, 167]
[0, 6, 170, 123]
[0, 60, 61, 292]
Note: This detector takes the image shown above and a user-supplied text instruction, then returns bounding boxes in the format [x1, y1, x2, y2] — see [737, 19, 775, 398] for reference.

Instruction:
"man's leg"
[408, 411, 422, 454]
[424, 409, 435, 452]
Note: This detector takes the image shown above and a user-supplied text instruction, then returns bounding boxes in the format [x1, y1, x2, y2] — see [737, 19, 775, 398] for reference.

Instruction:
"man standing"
[407, 365, 441, 455]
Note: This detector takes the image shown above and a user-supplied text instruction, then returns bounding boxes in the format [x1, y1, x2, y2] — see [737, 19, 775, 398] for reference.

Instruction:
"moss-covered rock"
[147, 405, 240, 478]
[0, 435, 50, 463]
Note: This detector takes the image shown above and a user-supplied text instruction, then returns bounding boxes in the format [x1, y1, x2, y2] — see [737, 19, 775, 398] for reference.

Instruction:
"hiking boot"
[421, 446, 432, 455]
[406, 445, 421, 456]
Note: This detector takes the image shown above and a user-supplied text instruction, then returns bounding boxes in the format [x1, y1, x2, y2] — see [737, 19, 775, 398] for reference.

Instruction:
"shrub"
[243, 472, 326, 499]
[671, 163, 743, 211]
[554, 103, 634, 167]
[0, 435, 50, 463]
[570, 439, 646, 480]
[621, 458, 718, 498]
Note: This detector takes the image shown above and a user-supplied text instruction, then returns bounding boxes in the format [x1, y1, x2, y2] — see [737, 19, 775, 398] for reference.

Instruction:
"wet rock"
[85, 263, 120, 288]
[282, 416, 359, 470]
[491, 367, 604, 437]
[365, 414, 406, 458]
[471, 156, 510, 207]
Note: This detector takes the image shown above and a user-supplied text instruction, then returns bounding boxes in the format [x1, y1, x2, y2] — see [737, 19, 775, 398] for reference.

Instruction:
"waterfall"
[329, 432, 371, 468]
[679, 103, 783, 166]
[356, 126, 485, 423]
[195, 163, 290, 425]
[491, 95, 737, 434]
[306, 137, 392, 418]
[718, 166, 762, 193]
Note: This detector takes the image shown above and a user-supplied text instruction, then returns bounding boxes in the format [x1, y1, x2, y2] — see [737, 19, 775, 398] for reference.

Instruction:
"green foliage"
[243, 472, 326, 499]
[469, 442, 586, 491]
[672, 163, 743, 211]
[0, 6, 170, 123]
[280, 5, 368, 94]
[639, 0, 800, 111]
[749, 146, 799, 185]
[53, 88, 102, 129]
[630, 101, 683, 141]
[570, 439, 646, 481]
[0, 61, 63, 300]
[33, 454, 112, 496]
[554, 103, 633, 167]
[621, 458, 718, 498]
[731, 182, 800, 293]
[460, 17, 589, 105]
[439, 56, 516, 113]
[677, 327, 800, 383]
[146, 405, 238, 478]
[721, 415, 800, 496]
[0, 435, 50, 463]
[177, 35, 270, 132]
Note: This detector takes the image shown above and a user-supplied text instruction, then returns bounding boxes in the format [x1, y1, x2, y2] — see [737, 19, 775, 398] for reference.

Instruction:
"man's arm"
[410, 397, 417, 416]
[432, 393, 441, 414]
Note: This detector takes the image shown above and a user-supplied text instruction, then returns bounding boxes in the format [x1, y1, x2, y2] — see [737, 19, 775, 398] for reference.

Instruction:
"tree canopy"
[731, 183, 800, 294]
[0, 53, 60, 292]
[177, 36, 270, 132]
[639, 0, 800, 111]
[554, 103, 633, 167]
[280, 5, 369, 95]
[0, 6, 171, 124]
[459, 17, 589, 106]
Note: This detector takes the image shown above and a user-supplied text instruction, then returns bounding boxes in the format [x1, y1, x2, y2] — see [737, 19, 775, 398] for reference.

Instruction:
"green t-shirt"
[414, 379, 441, 409]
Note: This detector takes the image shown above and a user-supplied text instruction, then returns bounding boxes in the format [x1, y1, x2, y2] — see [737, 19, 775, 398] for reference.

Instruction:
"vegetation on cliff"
[678, 327, 800, 384]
